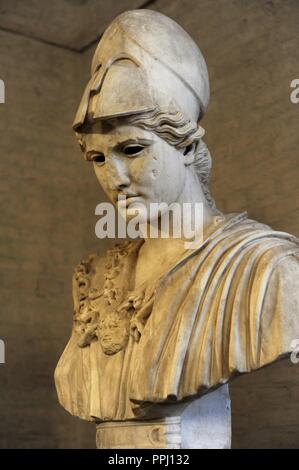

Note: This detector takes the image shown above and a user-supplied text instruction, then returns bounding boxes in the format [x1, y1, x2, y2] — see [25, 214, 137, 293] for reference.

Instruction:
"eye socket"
[184, 144, 193, 156]
[123, 144, 145, 156]
[92, 154, 105, 164]
[78, 140, 86, 153]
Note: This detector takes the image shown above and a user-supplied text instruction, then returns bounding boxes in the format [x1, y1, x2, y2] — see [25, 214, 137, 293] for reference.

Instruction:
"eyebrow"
[116, 138, 154, 146]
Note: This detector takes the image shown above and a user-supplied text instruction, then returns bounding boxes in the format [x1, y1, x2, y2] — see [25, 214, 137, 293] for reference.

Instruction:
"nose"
[106, 154, 130, 191]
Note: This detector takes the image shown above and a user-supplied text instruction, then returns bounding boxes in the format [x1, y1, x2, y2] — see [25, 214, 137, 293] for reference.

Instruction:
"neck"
[140, 168, 222, 255]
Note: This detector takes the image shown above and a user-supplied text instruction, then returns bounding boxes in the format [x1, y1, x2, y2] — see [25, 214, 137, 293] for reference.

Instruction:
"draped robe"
[55, 213, 299, 421]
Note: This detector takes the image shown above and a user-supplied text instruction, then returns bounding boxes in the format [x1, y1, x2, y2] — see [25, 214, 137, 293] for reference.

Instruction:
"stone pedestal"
[96, 384, 231, 449]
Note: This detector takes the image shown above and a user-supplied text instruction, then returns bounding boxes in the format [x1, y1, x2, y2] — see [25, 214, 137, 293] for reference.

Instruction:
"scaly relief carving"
[74, 242, 156, 355]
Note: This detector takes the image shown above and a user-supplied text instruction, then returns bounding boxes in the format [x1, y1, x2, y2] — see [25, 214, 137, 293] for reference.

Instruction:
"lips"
[116, 193, 142, 207]
[124, 195, 142, 207]
[101, 335, 112, 343]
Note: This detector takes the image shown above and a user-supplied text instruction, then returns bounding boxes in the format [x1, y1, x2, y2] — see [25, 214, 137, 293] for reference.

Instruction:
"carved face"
[97, 312, 129, 355]
[79, 120, 188, 223]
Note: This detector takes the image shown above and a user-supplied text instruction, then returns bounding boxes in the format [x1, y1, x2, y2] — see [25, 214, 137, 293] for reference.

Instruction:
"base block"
[96, 385, 231, 449]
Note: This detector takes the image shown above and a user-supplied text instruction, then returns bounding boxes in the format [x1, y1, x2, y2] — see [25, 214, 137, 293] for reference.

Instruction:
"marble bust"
[55, 10, 299, 449]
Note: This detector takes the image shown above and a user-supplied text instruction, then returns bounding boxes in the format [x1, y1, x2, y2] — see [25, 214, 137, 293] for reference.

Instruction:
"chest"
[134, 256, 164, 289]
[133, 245, 187, 289]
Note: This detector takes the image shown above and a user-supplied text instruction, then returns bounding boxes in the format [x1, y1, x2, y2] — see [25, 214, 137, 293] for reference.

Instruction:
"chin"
[126, 203, 148, 222]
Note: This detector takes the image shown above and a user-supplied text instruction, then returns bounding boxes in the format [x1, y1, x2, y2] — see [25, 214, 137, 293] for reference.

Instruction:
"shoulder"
[265, 253, 299, 309]
[273, 252, 299, 277]
[260, 252, 299, 358]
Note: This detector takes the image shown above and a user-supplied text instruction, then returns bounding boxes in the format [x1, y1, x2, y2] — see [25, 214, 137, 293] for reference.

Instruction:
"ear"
[182, 142, 196, 165]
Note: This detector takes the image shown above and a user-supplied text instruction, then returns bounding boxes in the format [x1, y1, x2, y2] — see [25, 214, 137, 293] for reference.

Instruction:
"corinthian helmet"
[73, 9, 210, 131]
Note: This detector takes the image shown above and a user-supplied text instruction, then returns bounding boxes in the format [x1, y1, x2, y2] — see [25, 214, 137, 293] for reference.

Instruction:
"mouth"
[101, 335, 112, 343]
[124, 196, 142, 207]
[116, 193, 142, 207]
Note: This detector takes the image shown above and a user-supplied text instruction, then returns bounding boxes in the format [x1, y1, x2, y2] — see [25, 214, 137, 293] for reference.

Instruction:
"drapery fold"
[55, 213, 299, 421]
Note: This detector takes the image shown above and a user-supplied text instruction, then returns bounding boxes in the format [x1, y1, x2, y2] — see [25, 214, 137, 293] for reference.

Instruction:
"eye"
[92, 154, 105, 164]
[123, 144, 145, 156]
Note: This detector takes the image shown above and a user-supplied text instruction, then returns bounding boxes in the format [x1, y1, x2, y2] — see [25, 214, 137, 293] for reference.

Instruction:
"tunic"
[55, 212, 299, 421]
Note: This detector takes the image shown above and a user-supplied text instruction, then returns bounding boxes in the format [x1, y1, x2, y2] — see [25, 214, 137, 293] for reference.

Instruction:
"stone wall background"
[0, 0, 298, 448]
[0, 30, 100, 449]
